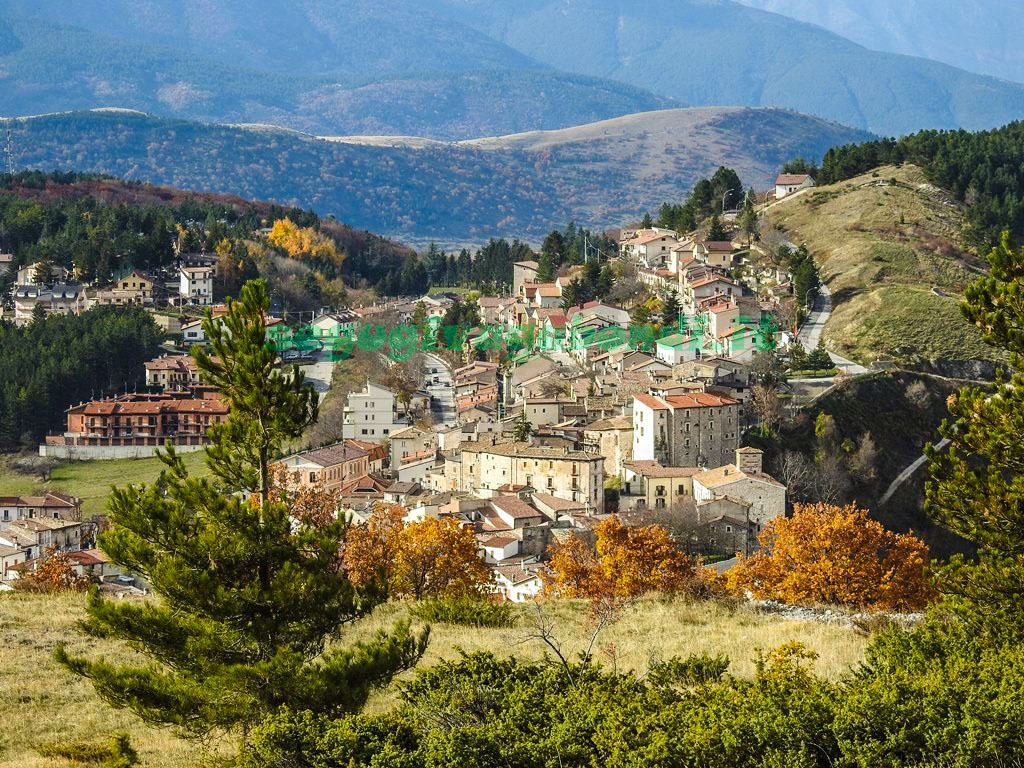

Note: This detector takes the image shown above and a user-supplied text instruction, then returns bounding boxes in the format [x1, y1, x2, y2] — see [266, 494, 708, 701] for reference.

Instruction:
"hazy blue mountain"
[8, 108, 872, 242]
[0, 10, 673, 138]
[734, 0, 1024, 84]
[436, 0, 1024, 135]
[3, 0, 1023, 138]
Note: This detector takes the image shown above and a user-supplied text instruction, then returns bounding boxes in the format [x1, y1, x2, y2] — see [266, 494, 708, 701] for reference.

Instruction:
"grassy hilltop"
[763, 164, 1002, 374]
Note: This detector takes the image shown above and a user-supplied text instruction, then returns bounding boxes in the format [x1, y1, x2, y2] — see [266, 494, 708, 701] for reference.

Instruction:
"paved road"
[796, 283, 868, 375]
[424, 352, 457, 426]
[878, 438, 951, 506]
[297, 352, 334, 404]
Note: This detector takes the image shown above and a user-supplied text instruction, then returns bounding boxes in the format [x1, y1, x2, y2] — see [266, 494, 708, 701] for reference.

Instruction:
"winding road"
[878, 438, 951, 506]
[796, 283, 867, 375]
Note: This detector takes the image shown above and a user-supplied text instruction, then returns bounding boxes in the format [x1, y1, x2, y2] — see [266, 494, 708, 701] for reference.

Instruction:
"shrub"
[411, 596, 515, 628]
[35, 733, 138, 767]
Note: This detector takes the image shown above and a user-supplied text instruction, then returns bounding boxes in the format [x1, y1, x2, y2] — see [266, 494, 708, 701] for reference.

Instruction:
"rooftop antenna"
[4, 119, 14, 178]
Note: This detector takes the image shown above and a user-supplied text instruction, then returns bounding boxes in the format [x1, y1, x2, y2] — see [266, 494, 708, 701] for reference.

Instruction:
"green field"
[0, 592, 869, 768]
[0, 453, 211, 519]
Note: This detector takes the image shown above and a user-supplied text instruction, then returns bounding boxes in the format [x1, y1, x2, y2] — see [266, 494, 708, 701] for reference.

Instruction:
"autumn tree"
[927, 234, 1024, 640]
[56, 281, 426, 743]
[546, 516, 696, 601]
[345, 507, 490, 600]
[729, 503, 934, 610]
[269, 464, 342, 529]
[13, 548, 90, 593]
[752, 383, 783, 435]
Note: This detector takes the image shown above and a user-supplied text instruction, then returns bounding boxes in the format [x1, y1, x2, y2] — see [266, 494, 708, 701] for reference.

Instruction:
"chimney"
[736, 447, 763, 475]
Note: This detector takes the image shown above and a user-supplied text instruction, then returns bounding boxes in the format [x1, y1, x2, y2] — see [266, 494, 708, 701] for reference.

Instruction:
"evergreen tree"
[55, 280, 427, 741]
[513, 410, 533, 442]
[663, 290, 681, 328]
[738, 192, 759, 243]
[536, 251, 556, 283]
[806, 341, 833, 370]
[640, 212, 653, 229]
[927, 235, 1024, 641]
[707, 213, 728, 242]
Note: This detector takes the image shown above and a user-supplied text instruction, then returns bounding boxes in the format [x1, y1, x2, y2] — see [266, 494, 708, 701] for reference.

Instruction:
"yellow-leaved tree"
[344, 505, 490, 600]
[545, 516, 696, 600]
[729, 503, 934, 610]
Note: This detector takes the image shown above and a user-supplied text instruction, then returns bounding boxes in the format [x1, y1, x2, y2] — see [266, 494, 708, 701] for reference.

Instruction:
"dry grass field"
[0, 592, 870, 768]
[762, 164, 1000, 367]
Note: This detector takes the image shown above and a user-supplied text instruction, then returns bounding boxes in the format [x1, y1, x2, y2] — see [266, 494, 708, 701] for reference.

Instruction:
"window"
[677, 484, 685, 495]
[726, 525, 733, 533]
[656, 485, 665, 496]
[655, 498, 665, 509]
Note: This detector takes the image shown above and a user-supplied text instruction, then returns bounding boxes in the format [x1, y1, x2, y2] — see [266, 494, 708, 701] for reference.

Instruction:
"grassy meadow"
[0, 592, 870, 767]
[0, 452, 211, 519]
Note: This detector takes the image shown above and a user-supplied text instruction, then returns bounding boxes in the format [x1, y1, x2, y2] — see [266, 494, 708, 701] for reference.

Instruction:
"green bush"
[410, 596, 515, 628]
[36, 733, 138, 767]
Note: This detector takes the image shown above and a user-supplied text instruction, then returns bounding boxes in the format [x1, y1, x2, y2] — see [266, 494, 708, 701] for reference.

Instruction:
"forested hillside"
[819, 121, 1024, 252]
[7, 108, 872, 241]
[0, 307, 163, 448]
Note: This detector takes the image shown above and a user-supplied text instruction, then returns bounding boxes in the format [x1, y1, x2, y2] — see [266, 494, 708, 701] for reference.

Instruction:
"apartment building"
[456, 437, 605, 511]
[632, 392, 740, 468]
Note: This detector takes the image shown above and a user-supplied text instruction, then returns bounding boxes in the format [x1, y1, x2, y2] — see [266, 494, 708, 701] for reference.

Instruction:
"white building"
[179, 267, 214, 305]
[774, 174, 815, 199]
[492, 563, 544, 602]
[342, 381, 408, 440]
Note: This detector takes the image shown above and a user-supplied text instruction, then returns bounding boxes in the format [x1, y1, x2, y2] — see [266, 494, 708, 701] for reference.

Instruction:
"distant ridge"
[9, 107, 873, 242]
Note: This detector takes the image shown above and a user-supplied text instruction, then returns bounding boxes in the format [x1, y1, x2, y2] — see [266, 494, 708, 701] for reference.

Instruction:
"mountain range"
[2, 0, 1024, 139]
[735, 0, 1024, 85]
[8, 107, 872, 243]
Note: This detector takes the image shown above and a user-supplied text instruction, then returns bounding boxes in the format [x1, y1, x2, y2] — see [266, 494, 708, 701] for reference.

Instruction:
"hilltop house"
[179, 266, 214, 305]
[774, 174, 815, 199]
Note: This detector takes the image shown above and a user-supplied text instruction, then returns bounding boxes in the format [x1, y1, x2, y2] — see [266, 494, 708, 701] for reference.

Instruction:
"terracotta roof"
[492, 563, 543, 585]
[536, 283, 562, 297]
[696, 464, 786, 489]
[482, 535, 519, 548]
[776, 174, 812, 185]
[299, 442, 369, 467]
[623, 460, 701, 479]
[490, 496, 543, 520]
[664, 393, 738, 408]
[700, 241, 735, 252]
[531, 493, 587, 512]
[633, 394, 669, 411]
[515, 260, 540, 270]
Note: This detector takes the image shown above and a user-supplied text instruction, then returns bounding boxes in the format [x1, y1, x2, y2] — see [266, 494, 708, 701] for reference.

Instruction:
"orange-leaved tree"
[13, 548, 90, 593]
[729, 502, 934, 610]
[344, 506, 490, 600]
[269, 464, 343, 530]
[546, 516, 696, 600]
[343, 503, 405, 589]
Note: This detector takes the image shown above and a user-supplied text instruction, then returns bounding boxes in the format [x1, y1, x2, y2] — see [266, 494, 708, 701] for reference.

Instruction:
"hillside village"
[0, 170, 842, 601]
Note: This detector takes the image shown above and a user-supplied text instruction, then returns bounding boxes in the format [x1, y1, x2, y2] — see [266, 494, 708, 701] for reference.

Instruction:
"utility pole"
[4, 119, 14, 178]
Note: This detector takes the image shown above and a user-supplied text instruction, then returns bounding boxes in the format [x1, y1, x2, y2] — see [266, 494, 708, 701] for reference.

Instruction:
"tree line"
[0, 305, 164, 449]
[818, 122, 1024, 251]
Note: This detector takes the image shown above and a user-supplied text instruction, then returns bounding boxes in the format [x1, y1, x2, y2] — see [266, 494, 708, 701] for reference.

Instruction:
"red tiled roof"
[633, 394, 669, 411]
[776, 174, 812, 185]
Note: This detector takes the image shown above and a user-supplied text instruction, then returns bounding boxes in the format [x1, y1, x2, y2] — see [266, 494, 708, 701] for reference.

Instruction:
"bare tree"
[905, 379, 932, 414]
[848, 432, 879, 485]
[814, 452, 852, 504]
[752, 384, 783, 434]
[777, 450, 814, 501]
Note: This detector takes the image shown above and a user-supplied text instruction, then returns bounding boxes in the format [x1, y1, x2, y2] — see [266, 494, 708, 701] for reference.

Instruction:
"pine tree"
[640, 212, 653, 229]
[926, 235, 1024, 641]
[55, 280, 427, 741]
[707, 213, 728, 242]
[513, 410, 533, 442]
[663, 291, 681, 328]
